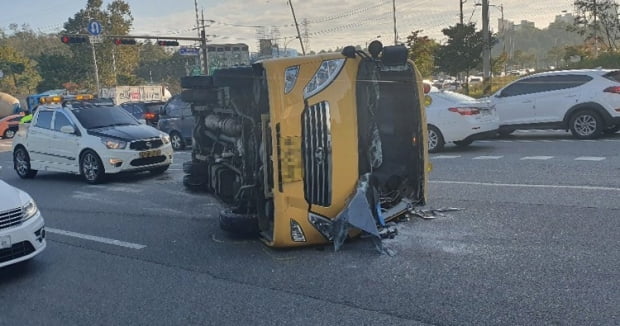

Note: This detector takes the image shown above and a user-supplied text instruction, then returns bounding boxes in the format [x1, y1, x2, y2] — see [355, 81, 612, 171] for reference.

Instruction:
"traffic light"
[61, 35, 88, 44]
[114, 38, 137, 45]
[157, 40, 179, 46]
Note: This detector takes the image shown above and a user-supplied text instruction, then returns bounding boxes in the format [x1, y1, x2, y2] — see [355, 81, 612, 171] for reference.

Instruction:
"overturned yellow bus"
[181, 41, 429, 248]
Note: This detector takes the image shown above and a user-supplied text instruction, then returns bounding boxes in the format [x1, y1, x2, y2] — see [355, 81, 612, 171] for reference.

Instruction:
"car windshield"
[72, 106, 140, 129]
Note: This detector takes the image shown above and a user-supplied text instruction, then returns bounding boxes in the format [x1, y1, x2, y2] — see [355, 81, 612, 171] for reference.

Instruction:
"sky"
[0, 0, 575, 52]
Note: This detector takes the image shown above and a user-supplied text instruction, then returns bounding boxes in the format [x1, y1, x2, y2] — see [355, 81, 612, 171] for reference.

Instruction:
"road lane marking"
[516, 140, 534, 143]
[520, 156, 554, 160]
[46, 227, 146, 249]
[575, 156, 606, 161]
[432, 155, 461, 159]
[431, 180, 620, 191]
[473, 156, 503, 160]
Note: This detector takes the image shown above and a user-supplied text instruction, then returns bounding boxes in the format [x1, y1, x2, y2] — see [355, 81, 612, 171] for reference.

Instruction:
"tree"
[436, 23, 494, 93]
[36, 54, 88, 92]
[572, 0, 620, 52]
[492, 52, 508, 75]
[0, 45, 42, 95]
[547, 46, 566, 68]
[62, 0, 137, 90]
[405, 30, 439, 78]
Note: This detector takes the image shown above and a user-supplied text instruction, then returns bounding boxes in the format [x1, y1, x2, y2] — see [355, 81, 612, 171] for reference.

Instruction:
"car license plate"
[0, 236, 11, 249]
[139, 149, 161, 158]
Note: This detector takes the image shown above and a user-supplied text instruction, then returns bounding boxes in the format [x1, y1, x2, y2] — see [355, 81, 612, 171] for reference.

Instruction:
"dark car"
[157, 95, 194, 150]
[120, 101, 165, 126]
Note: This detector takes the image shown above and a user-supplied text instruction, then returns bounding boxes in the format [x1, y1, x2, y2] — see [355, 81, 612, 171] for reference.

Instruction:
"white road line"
[575, 156, 606, 161]
[473, 155, 504, 160]
[499, 140, 513, 143]
[46, 227, 146, 249]
[520, 156, 554, 160]
[541, 140, 553, 142]
[559, 139, 574, 142]
[431, 180, 620, 191]
[432, 155, 461, 159]
[517, 140, 534, 143]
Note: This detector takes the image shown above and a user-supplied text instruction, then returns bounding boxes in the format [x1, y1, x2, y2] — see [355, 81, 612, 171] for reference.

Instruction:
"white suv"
[488, 69, 620, 138]
[0, 175, 46, 268]
[12, 98, 174, 184]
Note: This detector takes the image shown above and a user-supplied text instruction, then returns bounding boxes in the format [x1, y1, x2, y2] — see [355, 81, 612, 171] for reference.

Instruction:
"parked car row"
[424, 69, 620, 152]
[118, 96, 193, 151]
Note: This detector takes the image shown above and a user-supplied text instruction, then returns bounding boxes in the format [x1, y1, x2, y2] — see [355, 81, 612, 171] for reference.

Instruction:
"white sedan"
[425, 90, 499, 152]
[0, 174, 46, 268]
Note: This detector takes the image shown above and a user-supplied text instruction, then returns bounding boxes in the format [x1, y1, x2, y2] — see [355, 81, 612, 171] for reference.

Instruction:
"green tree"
[62, 0, 137, 90]
[0, 45, 42, 95]
[572, 0, 620, 52]
[36, 54, 88, 92]
[436, 23, 494, 93]
[405, 30, 439, 78]
[492, 52, 508, 76]
[547, 46, 566, 68]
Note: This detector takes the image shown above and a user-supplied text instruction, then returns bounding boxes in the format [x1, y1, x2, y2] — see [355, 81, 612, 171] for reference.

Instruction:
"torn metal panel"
[332, 173, 382, 252]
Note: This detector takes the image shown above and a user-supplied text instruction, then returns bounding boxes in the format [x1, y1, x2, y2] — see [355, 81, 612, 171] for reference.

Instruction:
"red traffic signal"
[157, 40, 179, 46]
[114, 38, 137, 45]
[61, 35, 87, 44]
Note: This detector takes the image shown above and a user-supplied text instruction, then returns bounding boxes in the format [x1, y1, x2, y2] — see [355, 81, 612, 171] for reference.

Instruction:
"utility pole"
[593, 0, 598, 57]
[200, 10, 209, 74]
[482, 0, 491, 94]
[287, 1, 305, 55]
[393, 0, 398, 45]
[460, 0, 466, 24]
[90, 42, 100, 94]
[194, 0, 204, 73]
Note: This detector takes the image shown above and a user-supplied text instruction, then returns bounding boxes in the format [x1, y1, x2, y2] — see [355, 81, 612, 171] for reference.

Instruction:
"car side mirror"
[60, 125, 76, 134]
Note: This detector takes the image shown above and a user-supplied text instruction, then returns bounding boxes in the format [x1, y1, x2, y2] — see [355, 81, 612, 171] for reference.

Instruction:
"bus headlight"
[284, 65, 299, 94]
[303, 59, 345, 99]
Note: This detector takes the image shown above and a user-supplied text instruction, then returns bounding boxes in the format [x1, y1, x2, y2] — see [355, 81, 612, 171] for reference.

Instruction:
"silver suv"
[489, 69, 620, 138]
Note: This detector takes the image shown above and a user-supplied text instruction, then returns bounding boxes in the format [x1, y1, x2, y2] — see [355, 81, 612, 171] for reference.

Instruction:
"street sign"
[89, 35, 103, 44]
[88, 21, 103, 36]
[179, 47, 200, 56]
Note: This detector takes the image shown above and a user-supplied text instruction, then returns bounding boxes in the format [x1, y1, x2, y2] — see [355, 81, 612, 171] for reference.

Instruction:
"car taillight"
[144, 112, 156, 120]
[604, 86, 620, 94]
[449, 107, 480, 115]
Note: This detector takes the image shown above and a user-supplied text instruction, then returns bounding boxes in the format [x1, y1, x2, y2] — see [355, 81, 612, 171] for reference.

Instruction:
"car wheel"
[170, 131, 185, 151]
[3, 129, 16, 139]
[427, 125, 445, 153]
[569, 110, 603, 139]
[80, 150, 105, 184]
[150, 165, 170, 175]
[219, 209, 260, 236]
[454, 139, 473, 147]
[13, 147, 37, 179]
[497, 128, 515, 137]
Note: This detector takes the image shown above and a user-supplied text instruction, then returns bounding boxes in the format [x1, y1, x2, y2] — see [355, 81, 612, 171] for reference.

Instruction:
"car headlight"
[23, 200, 39, 221]
[161, 133, 171, 145]
[101, 137, 127, 149]
[303, 59, 345, 99]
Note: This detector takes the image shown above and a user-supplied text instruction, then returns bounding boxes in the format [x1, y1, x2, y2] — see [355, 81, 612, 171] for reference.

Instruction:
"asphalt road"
[0, 130, 618, 326]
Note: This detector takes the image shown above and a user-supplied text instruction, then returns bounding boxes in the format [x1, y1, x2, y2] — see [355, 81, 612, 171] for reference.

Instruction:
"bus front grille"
[302, 101, 332, 207]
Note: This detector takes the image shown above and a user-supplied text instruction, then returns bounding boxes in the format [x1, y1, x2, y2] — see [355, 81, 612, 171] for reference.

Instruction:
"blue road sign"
[87, 21, 102, 36]
[179, 47, 200, 56]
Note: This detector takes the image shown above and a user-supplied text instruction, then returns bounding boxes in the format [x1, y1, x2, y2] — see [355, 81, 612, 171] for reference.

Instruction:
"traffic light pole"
[90, 39, 101, 94]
